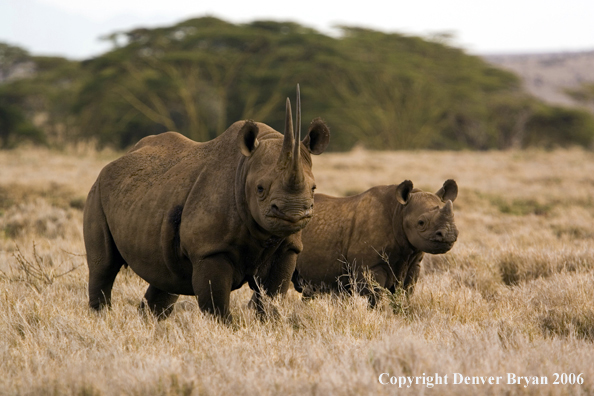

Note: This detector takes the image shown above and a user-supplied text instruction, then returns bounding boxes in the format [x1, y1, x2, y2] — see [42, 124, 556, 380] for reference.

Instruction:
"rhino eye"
[418, 220, 425, 227]
[257, 185, 264, 194]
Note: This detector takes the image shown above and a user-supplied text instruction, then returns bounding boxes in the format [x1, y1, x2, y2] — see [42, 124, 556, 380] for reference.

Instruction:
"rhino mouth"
[426, 241, 455, 254]
[268, 205, 312, 224]
[265, 214, 312, 238]
[269, 215, 312, 225]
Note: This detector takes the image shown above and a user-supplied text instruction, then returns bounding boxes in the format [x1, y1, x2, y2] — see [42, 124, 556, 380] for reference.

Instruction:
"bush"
[524, 105, 594, 148]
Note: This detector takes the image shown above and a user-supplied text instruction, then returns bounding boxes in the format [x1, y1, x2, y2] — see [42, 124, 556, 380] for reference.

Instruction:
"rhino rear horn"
[396, 180, 413, 205]
[278, 97, 294, 165]
[436, 179, 458, 202]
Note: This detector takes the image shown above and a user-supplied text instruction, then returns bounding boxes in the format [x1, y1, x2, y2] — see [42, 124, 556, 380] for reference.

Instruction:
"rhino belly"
[296, 250, 345, 290]
[100, 171, 198, 294]
[107, 201, 195, 294]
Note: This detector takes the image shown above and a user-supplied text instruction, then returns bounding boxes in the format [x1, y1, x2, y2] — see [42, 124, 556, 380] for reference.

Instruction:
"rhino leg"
[84, 184, 125, 310]
[249, 249, 298, 319]
[192, 255, 234, 322]
[262, 250, 297, 296]
[360, 265, 389, 308]
[291, 268, 303, 293]
[402, 256, 422, 295]
[140, 285, 179, 319]
[359, 284, 382, 308]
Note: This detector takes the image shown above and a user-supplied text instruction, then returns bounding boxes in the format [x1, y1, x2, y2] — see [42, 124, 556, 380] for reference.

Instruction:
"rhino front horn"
[291, 84, 304, 184]
[283, 84, 305, 190]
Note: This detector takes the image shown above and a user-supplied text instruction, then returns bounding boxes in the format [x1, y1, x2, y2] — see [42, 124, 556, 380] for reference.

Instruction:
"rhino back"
[296, 193, 356, 284]
[297, 186, 399, 287]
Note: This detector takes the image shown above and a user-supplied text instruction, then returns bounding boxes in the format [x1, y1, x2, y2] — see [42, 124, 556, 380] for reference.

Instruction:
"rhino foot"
[139, 285, 179, 320]
[248, 292, 281, 321]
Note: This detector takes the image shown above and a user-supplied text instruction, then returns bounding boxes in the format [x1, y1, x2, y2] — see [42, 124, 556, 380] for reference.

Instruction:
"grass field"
[1, 147, 594, 395]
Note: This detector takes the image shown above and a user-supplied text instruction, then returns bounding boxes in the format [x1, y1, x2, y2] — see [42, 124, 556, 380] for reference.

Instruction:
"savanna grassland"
[1, 147, 594, 396]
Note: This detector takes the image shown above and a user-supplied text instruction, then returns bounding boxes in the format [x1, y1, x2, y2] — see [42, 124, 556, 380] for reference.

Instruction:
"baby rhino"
[292, 180, 458, 304]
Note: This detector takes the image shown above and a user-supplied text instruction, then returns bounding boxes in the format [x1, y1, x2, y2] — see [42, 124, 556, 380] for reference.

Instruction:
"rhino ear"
[396, 180, 413, 205]
[436, 179, 458, 202]
[302, 118, 330, 155]
[238, 121, 260, 157]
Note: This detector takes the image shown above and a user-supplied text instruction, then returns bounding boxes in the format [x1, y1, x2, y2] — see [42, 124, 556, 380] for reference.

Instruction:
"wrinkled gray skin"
[292, 180, 458, 305]
[83, 95, 330, 321]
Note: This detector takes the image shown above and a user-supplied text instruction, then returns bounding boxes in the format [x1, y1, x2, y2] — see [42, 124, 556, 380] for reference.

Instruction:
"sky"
[1, 0, 594, 60]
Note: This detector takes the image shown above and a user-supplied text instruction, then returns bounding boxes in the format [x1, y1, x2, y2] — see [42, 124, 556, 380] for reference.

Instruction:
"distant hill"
[484, 51, 594, 112]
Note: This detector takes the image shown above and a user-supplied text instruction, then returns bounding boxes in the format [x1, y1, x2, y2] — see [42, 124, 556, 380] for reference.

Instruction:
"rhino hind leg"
[84, 184, 126, 310]
[86, 230, 125, 310]
[140, 285, 179, 319]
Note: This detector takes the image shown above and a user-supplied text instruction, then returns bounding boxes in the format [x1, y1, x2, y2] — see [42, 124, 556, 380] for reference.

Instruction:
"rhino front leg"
[249, 249, 298, 318]
[140, 285, 179, 319]
[402, 254, 423, 295]
[359, 265, 390, 308]
[193, 255, 234, 322]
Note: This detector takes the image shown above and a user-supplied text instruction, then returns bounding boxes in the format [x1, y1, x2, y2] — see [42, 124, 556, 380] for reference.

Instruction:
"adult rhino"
[291, 180, 458, 305]
[83, 87, 330, 321]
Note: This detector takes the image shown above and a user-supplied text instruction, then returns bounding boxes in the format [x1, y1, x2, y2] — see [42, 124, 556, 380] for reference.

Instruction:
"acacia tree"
[75, 18, 339, 147]
[6, 18, 591, 151]
[566, 83, 594, 113]
[0, 43, 31, 82]
[0, 45, 78, 147]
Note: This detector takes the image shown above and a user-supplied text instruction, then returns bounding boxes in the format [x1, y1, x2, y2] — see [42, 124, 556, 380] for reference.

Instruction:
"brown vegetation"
[1, 147, 594, 395]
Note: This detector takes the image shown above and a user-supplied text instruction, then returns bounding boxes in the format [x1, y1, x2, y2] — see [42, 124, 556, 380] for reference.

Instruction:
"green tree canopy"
[2, 18, 594, 150]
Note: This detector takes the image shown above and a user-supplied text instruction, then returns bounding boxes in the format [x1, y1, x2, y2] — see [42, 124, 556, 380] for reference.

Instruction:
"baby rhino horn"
[441, 200, 453, 216]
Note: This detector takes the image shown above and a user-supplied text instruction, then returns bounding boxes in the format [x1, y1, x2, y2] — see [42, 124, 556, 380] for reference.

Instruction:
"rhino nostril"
[435, 230, 444, 240]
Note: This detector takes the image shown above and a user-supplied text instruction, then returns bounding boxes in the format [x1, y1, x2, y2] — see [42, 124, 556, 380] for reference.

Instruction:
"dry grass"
[1, 147, 594, 395]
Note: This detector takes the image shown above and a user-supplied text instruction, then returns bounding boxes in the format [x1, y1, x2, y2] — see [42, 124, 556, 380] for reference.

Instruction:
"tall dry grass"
[1, 147, 594, 395]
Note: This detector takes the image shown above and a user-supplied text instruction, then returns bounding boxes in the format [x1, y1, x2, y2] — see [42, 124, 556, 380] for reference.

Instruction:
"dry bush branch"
[4, 243, 82, 293]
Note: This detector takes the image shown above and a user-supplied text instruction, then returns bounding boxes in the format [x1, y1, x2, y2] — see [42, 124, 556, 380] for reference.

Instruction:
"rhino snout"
[431, 226, 458, 243]
[269, 202, 313, 224]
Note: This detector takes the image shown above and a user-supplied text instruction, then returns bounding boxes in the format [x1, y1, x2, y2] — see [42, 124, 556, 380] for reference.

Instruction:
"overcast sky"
[2, 0, 594, 59]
